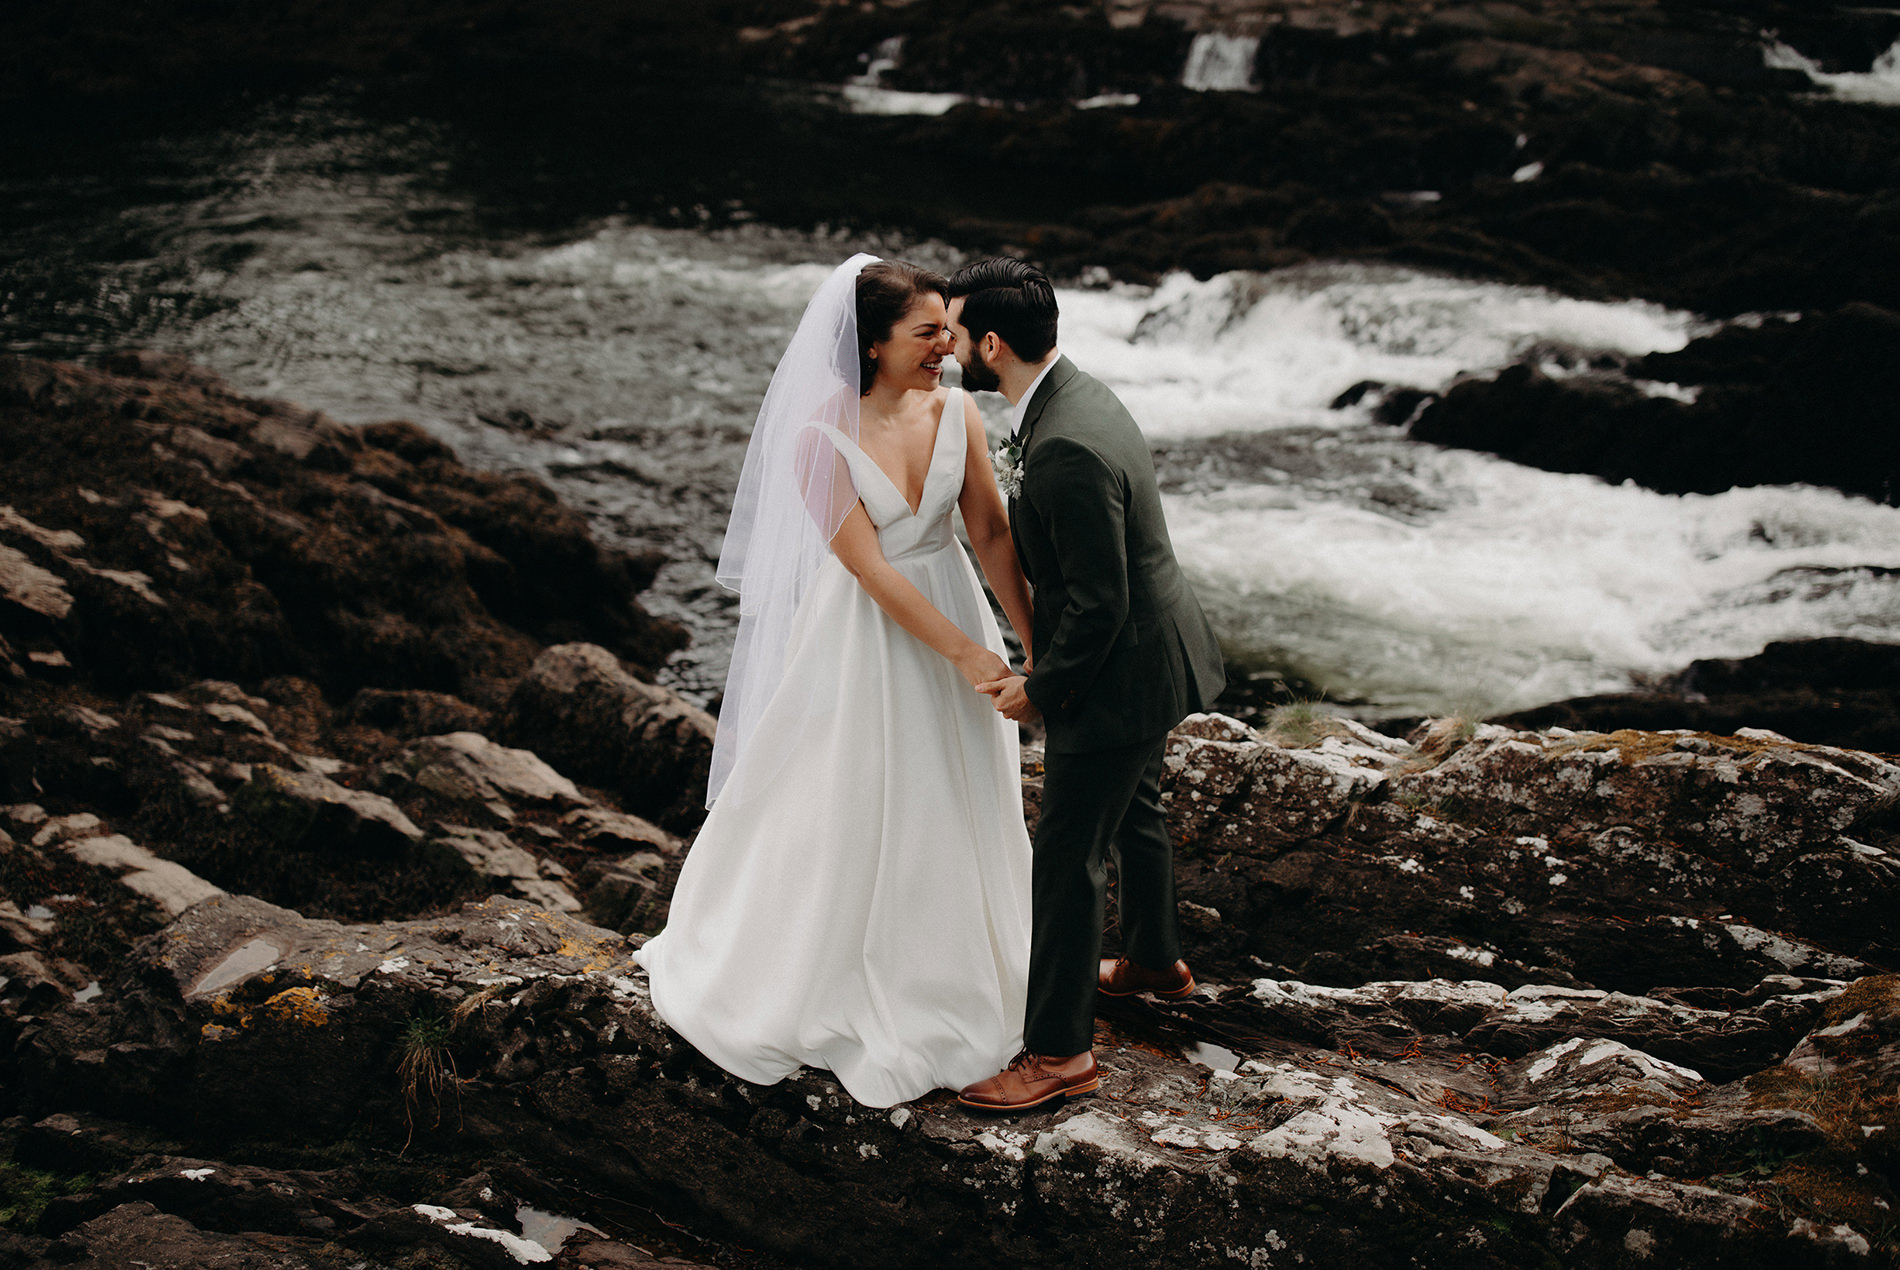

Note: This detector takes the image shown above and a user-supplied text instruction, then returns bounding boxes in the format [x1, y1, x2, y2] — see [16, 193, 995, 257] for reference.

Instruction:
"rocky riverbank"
[2, 718, 1896, 1267]
[3, 353, 1898, 1265]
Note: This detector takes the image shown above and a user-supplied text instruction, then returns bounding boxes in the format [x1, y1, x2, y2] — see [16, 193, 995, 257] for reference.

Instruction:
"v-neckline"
[861, 391, 953, 519]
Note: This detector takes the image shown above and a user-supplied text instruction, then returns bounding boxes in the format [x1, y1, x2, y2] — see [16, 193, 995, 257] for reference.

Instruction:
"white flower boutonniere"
[991, 437, 1024, 500]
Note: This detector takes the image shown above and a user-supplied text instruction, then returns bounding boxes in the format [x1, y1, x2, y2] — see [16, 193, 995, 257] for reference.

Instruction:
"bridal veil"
[708, 253, 876, 804]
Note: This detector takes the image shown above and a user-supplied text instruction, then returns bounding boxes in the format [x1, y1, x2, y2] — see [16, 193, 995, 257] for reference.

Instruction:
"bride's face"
[869, 292, 953, 393]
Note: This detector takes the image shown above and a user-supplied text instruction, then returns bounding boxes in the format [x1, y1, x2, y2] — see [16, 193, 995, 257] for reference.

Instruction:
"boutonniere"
[991, 437, 1024, 499]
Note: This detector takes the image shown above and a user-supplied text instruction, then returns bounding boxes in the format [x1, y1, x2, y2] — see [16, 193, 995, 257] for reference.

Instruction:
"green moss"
[227, 766, 324, 846]
[0, 1162, 93, 1230]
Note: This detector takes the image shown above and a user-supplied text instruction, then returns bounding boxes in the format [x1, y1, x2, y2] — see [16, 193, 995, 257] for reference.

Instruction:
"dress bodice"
[811, 389, 962, 564]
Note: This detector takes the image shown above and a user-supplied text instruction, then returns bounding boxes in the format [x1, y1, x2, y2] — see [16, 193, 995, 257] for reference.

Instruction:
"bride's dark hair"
[857, 261, 949, 395]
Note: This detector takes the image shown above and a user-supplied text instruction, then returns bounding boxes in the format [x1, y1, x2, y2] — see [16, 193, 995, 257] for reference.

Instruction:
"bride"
[634, 255, 1037, 1107]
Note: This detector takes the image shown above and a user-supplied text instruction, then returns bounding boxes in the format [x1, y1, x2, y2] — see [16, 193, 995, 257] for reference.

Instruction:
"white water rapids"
[9, 101, 1897, 717]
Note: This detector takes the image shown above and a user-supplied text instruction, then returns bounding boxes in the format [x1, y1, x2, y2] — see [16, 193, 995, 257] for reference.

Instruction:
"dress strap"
[935, 388, 962, 457]
[806, 422, 877, 485]
[805, 422, 906, 521]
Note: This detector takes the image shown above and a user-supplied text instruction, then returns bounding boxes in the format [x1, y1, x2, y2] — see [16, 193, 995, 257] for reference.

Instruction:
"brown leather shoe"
[956, 1051, 1098, 1112]
[1098, 956, 1196, 999]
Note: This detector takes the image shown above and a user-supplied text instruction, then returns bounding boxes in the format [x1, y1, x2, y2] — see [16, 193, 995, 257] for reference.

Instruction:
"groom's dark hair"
[946, 258, 1058, 363]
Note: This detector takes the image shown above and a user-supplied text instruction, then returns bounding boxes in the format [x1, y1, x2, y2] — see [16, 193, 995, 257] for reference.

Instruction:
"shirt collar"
[1010, 357, 1060, 439]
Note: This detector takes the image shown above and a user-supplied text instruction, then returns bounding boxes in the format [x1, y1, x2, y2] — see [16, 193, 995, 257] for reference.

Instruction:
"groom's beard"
[958, 341, 1002, 393]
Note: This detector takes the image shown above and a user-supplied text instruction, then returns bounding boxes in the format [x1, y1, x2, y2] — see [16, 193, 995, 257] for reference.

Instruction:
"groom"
[946, 258, 1226, 1112]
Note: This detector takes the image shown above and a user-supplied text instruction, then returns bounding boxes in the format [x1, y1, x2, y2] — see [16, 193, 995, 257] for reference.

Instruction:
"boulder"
[437, 824, 581, 914]
[403, 731, 586, 810]
[501, 643, 716, 833]
[63, 834, 224, 919]
[1498, 638, 1900, 755]
[0, 541, 72, 623]
[1772, 974, 1900, 1176]
[1162, 711, 1401, 852]
[233, 764, 424, 851]
[1409, 306, 1900, 503]
[560, 806, 681, 855]
[1160, 717, 1900, 995]
[576, 852, 675, 934]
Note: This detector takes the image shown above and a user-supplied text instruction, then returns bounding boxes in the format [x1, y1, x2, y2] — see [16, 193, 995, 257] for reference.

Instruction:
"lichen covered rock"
[16, 896, 1895, 1268]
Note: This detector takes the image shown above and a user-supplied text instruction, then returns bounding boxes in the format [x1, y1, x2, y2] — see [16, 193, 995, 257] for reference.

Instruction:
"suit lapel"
[1014, 355, 1077, 457]
[1008, 356, 1076, 588]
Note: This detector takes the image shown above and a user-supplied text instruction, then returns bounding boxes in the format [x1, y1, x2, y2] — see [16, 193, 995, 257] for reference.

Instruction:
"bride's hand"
[956, 646, 1011, 689]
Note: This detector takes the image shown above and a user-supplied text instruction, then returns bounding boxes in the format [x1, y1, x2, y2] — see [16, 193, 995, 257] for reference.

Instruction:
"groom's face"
[948, 297, 1001, 394]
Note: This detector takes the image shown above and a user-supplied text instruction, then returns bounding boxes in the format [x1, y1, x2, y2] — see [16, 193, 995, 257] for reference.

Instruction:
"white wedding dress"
[635, 388, 1032, 1107]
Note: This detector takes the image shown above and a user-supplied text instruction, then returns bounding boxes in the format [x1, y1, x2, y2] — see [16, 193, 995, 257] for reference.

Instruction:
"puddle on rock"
[190, 936, 284, 997]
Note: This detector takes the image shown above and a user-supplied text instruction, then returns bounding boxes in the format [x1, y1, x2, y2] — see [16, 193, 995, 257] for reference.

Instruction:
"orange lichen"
[259, 985, 329, 1027]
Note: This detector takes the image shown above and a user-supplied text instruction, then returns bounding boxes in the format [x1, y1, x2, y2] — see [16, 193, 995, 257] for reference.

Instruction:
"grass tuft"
[397, 1012, 461, 1153]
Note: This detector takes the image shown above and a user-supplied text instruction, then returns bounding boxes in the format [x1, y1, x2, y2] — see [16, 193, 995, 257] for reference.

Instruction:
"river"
[5, 84, 1897, 719]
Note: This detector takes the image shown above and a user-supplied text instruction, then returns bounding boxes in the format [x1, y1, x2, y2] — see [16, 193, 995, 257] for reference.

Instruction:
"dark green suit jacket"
[1011, 357, 1226, 753]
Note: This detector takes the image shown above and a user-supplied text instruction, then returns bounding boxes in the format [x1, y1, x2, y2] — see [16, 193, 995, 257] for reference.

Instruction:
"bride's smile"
[867, 291, 954, 393]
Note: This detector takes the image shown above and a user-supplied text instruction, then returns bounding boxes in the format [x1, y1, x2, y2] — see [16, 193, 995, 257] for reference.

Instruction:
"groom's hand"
[977, 674, 1039, 723]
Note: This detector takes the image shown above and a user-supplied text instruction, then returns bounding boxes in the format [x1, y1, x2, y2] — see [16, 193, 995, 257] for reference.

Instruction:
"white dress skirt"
[635, 389, 1032, 1107]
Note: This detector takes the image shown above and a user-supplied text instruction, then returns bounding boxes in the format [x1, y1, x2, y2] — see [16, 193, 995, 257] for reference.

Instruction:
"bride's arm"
[956, 394, 1035, 656]
[830, 503, 1011, 689]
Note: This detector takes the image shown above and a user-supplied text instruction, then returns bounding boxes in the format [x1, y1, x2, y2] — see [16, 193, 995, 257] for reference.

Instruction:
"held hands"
[956, 647, 1012, 690]
[977, 674, 1038, 723]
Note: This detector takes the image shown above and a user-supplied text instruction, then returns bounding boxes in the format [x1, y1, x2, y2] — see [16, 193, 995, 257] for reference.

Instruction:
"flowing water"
[5, 89, 1897, 717]
[1764, 36, 1900, 106]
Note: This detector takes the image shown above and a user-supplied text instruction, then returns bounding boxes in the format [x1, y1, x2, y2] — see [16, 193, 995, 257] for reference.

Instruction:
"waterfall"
[1182, 32, 1260, 92]
[1763, 33, 1900, 105]
[851, 35, 907, 88]
[842, 34, 966, 116]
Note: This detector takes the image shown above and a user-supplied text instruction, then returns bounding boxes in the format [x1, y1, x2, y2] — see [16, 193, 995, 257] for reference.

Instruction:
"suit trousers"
[1023, 729, 1183, 1056]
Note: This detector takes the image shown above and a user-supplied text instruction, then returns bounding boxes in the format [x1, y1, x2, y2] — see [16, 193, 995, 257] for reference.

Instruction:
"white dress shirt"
[1010, 356, 1060, 440]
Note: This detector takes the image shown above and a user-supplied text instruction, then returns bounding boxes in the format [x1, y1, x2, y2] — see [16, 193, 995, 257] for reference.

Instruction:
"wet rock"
[0, 354, 683, 703]
[17, 895, 1888, 1268]
[1149, 716, 1898, 997]
[342, 686, 491, 739]
[1162, 710, 1402, 850]
[0, 898, 59, 950]
[233, 763, 424, 851]
[501, 643, 715, 833]
[0, 540, 72, 623]
[1488, 1038, 1830, 1180]
[404, 731, 586, 810]
[438, 824, 580, 913]
[560, 806, 680, 855]
[41, 1201, 321, 1269]
[1410, 305, 1900, 503]
[1501, 637, 1900, 755]
[1221, 973, 1834, 1084]
[577, 852, 675, 934]
[0, 950, 92, 1007]
[62, 833, 224, 919]
[36, 1155, 364, 1242]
